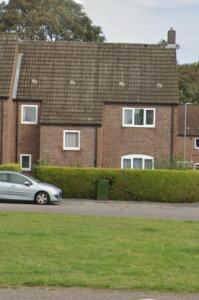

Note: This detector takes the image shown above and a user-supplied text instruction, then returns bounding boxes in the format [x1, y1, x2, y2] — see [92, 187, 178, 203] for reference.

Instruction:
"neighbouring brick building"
[175, 105, 199, 169]
[0, 28, 198, 171]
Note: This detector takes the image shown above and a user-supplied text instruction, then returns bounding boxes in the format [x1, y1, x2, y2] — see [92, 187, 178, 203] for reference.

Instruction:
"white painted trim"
[194, 163, 199, 170]
[21, 105, 38, 125]
[121, 154, 154, 169]
[20, 154, 32, 171]
[63, 130, 80, 151]
[194, 138, 199, 149]
[122, 107, 155, 128]
[13, 53, 23, 99]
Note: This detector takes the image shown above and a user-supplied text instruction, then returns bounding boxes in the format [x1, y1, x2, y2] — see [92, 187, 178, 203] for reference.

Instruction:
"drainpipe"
[183, 103, 192, 162]
[94, 126, 98, 167]
[170, 105, 174, 163]
[15, 102, 18, 163]
[0, 100, 3, 163]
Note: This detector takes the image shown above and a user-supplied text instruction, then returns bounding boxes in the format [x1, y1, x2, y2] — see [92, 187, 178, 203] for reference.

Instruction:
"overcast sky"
[1, 0, 198, 64]
[78, 0, 199, 64]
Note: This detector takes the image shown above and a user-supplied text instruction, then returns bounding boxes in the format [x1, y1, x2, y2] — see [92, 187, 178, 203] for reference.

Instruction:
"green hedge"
[33, 166, 199, 203]
[0, 164, 21, 171]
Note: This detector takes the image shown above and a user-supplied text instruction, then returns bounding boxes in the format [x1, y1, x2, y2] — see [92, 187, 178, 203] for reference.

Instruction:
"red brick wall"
[175, 136, 199, 164]
[2, 100, 17, 163]
[0, 101, 2, 163]
[1, 44, 18, 164]
[40, 125, 96, 167]
[17, 102, 41, 165]
[99, 104, 175, 168]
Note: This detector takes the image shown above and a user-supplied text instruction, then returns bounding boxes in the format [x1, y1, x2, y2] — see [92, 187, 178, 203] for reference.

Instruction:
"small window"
[63, 130, 80, 150]
[20, 154, 32, 171]
[134, 109, 144, 125]
[21, 105, 38, 124]
[194, 163, 199, 170]
[122, 108, 155, 127]
[123, 158, 131, 169]
[121, 154, 154, 170]
[195, 138, 199, 149]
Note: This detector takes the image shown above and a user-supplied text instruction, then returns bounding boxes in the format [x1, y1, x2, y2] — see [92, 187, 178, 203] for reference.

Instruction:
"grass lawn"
[0, 212, 199, 292]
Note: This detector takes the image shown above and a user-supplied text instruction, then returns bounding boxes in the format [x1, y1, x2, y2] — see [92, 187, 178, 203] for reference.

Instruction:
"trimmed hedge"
[33, 166, 199, 203]
[0, 164, 21, 171]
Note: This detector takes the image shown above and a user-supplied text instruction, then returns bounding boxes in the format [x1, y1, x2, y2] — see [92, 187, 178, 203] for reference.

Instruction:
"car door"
[8, 173, 34, 201]
[0, 172, 14, 200]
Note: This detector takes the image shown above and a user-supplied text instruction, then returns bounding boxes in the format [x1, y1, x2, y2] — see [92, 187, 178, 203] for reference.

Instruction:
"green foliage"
[0, 164, 21, 171]
[178, 62, 199, 103]
[0, 0, 105, 42]
[34, 166, 199, 203]
[109, 169, 199, 203]
[34, 166, 114, 199]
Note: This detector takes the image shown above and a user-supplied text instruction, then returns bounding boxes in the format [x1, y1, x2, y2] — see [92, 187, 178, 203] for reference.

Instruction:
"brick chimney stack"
[168, 27, 176, 45]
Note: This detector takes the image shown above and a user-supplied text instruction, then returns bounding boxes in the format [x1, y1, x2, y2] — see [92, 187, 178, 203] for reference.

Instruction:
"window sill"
[122, 125, 155, 128]
[21, 122, 38, 125]
[63, 148, 80, 151]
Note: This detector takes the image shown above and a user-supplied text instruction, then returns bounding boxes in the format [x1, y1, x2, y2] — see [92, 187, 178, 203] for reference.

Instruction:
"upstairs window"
[122, 108, 155, 127]
[195, 138, 199, 149]
[121, 154, 154, 169]
[63, 130, 80, 150]
[21, 105, 38, 124]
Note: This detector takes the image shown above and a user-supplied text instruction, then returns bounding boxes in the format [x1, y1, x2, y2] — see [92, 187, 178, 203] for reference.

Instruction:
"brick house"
[175, 104, 199, 168]
[0, 28, 191, 171]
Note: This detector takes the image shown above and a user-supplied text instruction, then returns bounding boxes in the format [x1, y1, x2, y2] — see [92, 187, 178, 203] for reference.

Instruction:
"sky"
[77, 0, 199, 64]
[0, 0, 198, 64]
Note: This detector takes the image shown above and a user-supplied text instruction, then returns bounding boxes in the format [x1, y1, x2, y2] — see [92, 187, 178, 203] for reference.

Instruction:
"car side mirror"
[24, 181, 31, 186]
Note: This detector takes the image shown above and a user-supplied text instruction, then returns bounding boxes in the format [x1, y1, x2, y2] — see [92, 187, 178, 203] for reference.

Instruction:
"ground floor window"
[63, 130, 80, 150]
[20, 154, 32, 171]
[194, 163, 199, 170]
[121, 154, 154, 169]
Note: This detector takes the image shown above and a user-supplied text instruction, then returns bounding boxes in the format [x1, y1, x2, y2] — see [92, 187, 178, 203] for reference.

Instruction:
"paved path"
[0, 288, 198, 300]
[0, 199, 199, 220]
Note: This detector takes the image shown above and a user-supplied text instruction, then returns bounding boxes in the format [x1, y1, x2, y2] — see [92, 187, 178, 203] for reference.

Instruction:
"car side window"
[9, 174, 30, 185]
[0, 173, 8, 182]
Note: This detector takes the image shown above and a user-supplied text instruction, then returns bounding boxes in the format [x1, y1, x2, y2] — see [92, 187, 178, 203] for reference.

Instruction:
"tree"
[178, 62, 199, 103]
[0, 0, 105, 42]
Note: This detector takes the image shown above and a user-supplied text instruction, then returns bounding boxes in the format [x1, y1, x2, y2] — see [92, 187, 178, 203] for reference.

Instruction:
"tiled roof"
[0, 37, 179, 124]
[178, 104, 199, 136]
[0, 35, 17, 98]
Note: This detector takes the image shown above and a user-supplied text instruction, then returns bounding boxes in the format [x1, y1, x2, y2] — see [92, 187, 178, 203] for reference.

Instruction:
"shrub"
[33, 166, 199, 203]
[0, 164, 21, 171]
[34, 166, 115, 199]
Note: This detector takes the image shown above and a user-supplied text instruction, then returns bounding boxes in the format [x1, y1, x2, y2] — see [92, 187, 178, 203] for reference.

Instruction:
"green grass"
[0, 212, 199, 292]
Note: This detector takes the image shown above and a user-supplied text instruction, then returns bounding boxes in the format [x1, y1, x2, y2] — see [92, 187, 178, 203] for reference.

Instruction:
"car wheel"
[35, 191, 50, 205]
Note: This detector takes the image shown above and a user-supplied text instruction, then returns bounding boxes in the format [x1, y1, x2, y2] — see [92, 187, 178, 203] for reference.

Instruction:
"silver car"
[0, 171, 62, 205]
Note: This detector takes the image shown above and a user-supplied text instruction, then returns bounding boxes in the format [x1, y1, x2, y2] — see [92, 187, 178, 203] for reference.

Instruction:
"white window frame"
[20, 154, 32, 171]
[21, 105, 38, 125]
[63, 130, 80, 151]
[122, 107, 156, 128]
[194, 163, 199, 170]
[194, 138, 199, 149]
[121, 154, 154, 169]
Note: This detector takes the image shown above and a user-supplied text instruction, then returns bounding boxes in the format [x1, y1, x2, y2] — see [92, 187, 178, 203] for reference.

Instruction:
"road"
[0, 199, 199, 220]
[0, 287, 198, 300]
